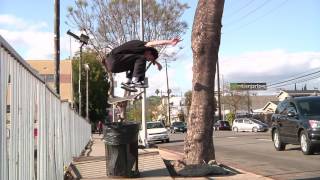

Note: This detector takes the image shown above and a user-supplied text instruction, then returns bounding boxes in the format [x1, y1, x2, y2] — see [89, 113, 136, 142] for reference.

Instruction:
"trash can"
[104, 122, 140, 177]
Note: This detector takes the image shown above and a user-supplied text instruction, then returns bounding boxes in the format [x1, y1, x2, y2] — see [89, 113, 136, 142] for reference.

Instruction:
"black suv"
[271, 96, 320, 155]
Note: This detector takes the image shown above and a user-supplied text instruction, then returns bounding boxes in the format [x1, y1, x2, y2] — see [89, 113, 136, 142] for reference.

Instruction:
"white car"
[232, 118, 269, 132]
[139, 121, 169, 143]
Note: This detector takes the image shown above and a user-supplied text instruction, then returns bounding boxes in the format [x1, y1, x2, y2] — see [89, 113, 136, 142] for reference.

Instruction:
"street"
[157, 131, 320, 180]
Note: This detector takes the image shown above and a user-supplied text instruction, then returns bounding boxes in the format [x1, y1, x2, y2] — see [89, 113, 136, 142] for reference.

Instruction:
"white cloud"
[220, 50, 320, 83]
[0, 14, 48, 30]
[160, 50, 320, 94]
[0, 14, 28, 29]
[0, 14, 80, 60]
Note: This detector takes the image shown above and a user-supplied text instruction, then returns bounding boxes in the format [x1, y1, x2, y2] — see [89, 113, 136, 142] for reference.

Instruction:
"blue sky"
[1, 0, 320, 96]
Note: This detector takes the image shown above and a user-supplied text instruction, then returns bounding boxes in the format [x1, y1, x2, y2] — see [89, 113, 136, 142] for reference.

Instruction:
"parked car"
[170, 121, 187, 133]
[213, 120, 231, 131]
[271, 96, 320, 155]
[232, 118, 268, 132]
[139, 121, 169, 143]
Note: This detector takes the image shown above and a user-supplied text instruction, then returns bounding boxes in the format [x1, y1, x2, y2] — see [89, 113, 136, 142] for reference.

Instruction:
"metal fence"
[0, 36, 91, 180]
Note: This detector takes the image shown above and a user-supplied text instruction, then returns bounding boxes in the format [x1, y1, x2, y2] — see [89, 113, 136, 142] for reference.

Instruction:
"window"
[236, 119, 243, 123]
[147, 122, 164, 129]
[244, 119, 250, 124]
[297, 99, 320, 116]
[276, 101, 288, 115]
[286, 102, 297, 114]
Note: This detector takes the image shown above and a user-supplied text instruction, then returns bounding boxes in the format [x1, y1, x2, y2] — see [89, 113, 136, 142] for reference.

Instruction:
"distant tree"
[67, 0, 189, 121]
[127, 101, 142, 121]
[126, 96, 162, 121]
[184, 90, 192, 116]
[226, 112, 235, 126]
[222, 92, 249, 113]
[72, 51, 109, 123]
[147, 96, 161, 120]
[67, 0, 188, 54]
[184, 0, 225, 165]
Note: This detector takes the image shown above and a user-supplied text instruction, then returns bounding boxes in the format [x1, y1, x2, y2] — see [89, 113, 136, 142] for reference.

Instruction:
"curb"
[158, 147, 274, 180]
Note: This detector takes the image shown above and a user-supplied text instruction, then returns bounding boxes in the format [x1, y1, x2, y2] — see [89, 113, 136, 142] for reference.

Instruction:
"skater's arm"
[145, 37, 181, 47]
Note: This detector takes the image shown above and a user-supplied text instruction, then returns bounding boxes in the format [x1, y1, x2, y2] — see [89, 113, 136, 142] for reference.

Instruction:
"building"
[277, 90, 320, 101]
[26, 60, 73, 102]
[262, 101, 279, 113]
[221, 95, 277, 114]
[169, 96, 187, 122]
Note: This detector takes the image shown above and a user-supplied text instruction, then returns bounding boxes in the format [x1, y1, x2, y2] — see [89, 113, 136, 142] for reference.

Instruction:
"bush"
[226, 112, 235, 126]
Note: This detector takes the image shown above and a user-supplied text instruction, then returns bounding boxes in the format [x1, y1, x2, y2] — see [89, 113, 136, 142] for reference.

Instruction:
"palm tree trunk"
[184, 0, 225, 165]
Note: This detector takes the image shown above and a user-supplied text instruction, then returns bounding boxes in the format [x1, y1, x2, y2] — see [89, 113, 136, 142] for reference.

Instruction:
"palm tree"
[184, 0, 225, 164]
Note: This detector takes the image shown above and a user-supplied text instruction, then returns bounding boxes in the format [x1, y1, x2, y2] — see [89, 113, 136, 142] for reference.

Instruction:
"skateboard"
[108, 91, 144, 104]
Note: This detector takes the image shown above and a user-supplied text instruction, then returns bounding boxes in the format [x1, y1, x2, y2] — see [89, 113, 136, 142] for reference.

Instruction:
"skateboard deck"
[108, 91, 143, 104]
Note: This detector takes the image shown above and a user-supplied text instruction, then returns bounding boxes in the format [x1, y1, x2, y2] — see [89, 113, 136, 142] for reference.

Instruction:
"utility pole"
[247, 90, 251, 115]
[69, 37, 74, 108]
[54, 0, 60, 94]
[217, 59, 222, 120]
[221, 75, 225, 120]
[79, 44, 83, 116]
[165, 59, 171, 125]
[140, 0, 148, 148]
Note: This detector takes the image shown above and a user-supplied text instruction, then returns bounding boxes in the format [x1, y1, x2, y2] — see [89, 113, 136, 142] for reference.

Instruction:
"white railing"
[0, 36, 91, 180]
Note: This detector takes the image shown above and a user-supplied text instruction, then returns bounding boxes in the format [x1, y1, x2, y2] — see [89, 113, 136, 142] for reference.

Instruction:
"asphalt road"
[157, 130, 320, 180]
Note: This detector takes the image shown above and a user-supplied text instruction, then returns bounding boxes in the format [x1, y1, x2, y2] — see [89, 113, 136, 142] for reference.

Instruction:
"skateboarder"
[102, 38, 181, 91]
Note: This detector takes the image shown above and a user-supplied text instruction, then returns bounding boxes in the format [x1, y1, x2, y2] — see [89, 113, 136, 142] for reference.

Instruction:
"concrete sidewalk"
[72, 134, 171, 179]
[71, 134, 272, 180]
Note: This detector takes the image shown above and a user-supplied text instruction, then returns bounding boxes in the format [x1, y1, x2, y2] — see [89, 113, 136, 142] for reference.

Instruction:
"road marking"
[256, 138, 272, 142]
[226, 137, 238, 139]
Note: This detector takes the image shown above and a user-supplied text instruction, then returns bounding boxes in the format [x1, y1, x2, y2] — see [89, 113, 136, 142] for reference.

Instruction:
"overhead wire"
[266, 66, 320, 84]
[268, 73, 320, 90]
[224, 0, 289, 32]
[224, 0, 255, 18]
[223, 0, 271, 27]
[268, 70, 320, 87]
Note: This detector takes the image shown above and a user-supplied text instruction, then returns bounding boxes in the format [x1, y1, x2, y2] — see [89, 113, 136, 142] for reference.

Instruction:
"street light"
[84, 63, 90, 122]
[67, 30, 89, 116]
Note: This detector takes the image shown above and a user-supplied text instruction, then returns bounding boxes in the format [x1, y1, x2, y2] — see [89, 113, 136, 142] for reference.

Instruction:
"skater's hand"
[157, 63, 162, 71]
[152, 60, 162, 71]
[169, 37, 181, 46]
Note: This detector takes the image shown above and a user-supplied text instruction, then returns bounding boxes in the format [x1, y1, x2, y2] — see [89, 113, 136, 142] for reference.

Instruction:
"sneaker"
[121, 84, 138, 92]
[121, 81, 131, 87]
[131, 81, 148, 88]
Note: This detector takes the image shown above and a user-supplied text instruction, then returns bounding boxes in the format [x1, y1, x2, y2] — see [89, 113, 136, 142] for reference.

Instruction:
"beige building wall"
[26, 60, 73, 102]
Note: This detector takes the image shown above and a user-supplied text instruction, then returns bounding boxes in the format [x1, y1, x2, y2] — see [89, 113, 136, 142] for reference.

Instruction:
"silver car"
[232, 118, 268, 132]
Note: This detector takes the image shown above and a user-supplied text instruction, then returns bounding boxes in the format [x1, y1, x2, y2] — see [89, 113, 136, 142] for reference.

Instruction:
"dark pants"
[104, 54, 146, 81]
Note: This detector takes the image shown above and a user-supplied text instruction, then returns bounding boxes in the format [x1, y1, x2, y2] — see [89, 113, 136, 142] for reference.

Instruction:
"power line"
[224, 0, 255, 18]
[224, 0, 271, 27]
[224, 0, 289, 32]
[268, 70, 320, 87]
[266, 67, 320, 85]
[268, 73, 320, 90]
